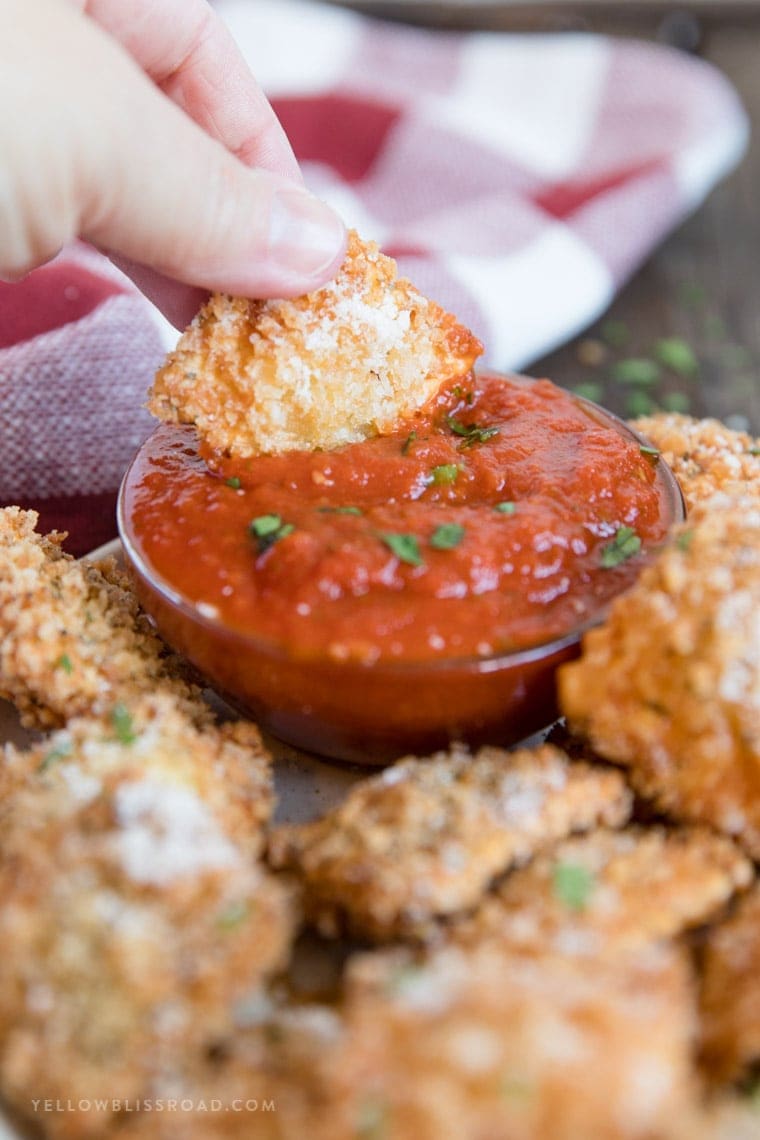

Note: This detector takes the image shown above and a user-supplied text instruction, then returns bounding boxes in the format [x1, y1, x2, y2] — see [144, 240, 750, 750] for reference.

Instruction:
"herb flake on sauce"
[600, 527, 641, 569]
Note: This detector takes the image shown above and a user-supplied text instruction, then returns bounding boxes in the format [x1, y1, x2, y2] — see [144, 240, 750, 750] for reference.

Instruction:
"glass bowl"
[118, 376, 685, 764]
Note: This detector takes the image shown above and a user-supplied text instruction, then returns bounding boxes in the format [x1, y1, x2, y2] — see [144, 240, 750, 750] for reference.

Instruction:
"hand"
[0, 0, 347, 326]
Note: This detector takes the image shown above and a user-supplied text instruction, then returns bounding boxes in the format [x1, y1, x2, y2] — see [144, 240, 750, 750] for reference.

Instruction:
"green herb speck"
[431, 464, 460, 485]
[600, 526, 642, 569]
[430, 523, 465, 551]
[225, 476, 242, 490]
[319, 505, 363, 516]
[55, 653, 73, 674]
[654, 337, 698, 377]
[111, 702, 137, 745]
[446, 415, 499, 449]
[39, 740, 73, 772]
[356, 1097, 388, 1140]
[217, 901, 249, 930]
[250, 514, 295, 554]
[639, 445, 660, 459]
[612, 358, 661, 387]
[401, 431, 417, 456]
[676, 529, 694, 553]
[552, 862, 595, 911]
[495, 501, 516, 515]
[381, 533, 423, 567]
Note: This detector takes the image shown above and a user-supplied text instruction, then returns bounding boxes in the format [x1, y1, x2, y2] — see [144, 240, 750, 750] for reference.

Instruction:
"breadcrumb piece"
[452, 826, 752, 958]
[559, 496, 760, 857]
[268, 743, 631, 940]
[149, 231, 483, 457]
[631, 413, 760, 511]
[700, 884, 760, 1085]
[0, 506, 207, 730]
[0, 697, 292, 1135]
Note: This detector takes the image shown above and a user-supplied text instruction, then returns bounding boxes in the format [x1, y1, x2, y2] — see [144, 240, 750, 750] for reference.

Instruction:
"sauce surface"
[125, 374, 674, 664]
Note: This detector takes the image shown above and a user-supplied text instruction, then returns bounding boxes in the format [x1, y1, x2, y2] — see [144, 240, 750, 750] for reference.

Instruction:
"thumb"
[0, 0, 346, 297]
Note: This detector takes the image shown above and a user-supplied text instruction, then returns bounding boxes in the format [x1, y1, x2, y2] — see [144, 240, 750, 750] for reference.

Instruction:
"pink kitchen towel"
[0, 0, 749, 553]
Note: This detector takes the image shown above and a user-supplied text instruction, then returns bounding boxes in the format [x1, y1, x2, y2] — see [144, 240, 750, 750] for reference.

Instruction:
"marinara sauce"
[126, 373, 673, 665]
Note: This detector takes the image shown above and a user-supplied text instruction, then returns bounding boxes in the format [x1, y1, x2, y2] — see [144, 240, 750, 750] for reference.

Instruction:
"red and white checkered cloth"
[0, 0, 748, 554]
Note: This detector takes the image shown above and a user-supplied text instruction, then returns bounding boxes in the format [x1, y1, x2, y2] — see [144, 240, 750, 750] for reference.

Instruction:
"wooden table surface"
[333, 2, 760, 433]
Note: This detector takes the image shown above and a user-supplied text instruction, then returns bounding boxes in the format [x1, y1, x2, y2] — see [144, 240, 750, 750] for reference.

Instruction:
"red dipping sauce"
[120, 373, 683, 761]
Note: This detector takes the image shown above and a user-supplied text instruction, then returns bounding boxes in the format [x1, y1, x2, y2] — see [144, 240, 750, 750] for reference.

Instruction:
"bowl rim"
[117, 372, 686, 674]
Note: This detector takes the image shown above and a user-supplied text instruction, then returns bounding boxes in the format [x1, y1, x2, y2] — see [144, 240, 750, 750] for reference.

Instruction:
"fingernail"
[268, 189, 346, 281]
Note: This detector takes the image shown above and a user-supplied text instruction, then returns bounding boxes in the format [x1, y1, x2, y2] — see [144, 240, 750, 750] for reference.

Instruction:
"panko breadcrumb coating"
[333, 942, 701, 1140]
[632, 413, 760, 510]
[700, 884, 760, 1085]
[268, 743, 631, 940]
[452, 827, 752, 958]
[0, 697, 292, 1139]
[0, 506, 207, 729]
[1, 692, 275, 857]
[559, 495, 760, 857]
[148, 231, 483, 457]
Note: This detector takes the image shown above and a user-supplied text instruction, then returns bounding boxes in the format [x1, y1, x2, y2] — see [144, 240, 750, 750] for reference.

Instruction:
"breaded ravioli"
[632, 413, 760, 510]
[452, 827, 752, 958]
[333, 942, 701, 1140]
[269, 743, 631, 940]
[559, 496, 760, 857]
[1, 692, 275, 856]
[0, 699, 292, 1137]
[700, 884, 760, 1085]
[0, 506, 207, 729]
[149, 231, 483, 457]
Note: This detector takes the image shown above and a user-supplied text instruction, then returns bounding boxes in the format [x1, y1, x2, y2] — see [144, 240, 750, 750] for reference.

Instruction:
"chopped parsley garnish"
[600, 526, 642, 569]
[381, 533, 423, 567]
[318, 505, 363, 516]
[431, 463, 460, 485]
[225, 476, 242, 490]
[401, 431, 417, 456]
[749, 447, 760, 457]
[495, 501, 516, 515]
[430, 523, 465, 550]
[654, 337, 698, 377]
[676, 529, 694, 553]
[552, 862, 595, 911]
[217, 901, 250, 930]
[55, 653, 73, 674]
[111, 702, 137, 745]
[612, 358, 661, 386]
[446, 415, 499, 449]
[38, 739, 73, 772]
[639, 445, 660, 459]
[452, 384, 474, 405]
[250, 514, 295, 554]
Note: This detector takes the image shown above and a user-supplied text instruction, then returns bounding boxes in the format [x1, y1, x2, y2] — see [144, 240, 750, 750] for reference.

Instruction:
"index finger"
[81, 0, 303, 180]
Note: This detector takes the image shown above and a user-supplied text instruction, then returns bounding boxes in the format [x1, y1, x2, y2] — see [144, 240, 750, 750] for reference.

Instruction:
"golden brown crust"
[559, 496, 760, 857]
[331, 942, 701, 1140]
[268, 743, 631, 940]
[631, 413, 760, 511]
[149, 231, 483, 457]
[700, 884, 760, 1085]
[452, 827, 752, 958]
[0, 506, 208, 730]
[0, 696, 292, 1136]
